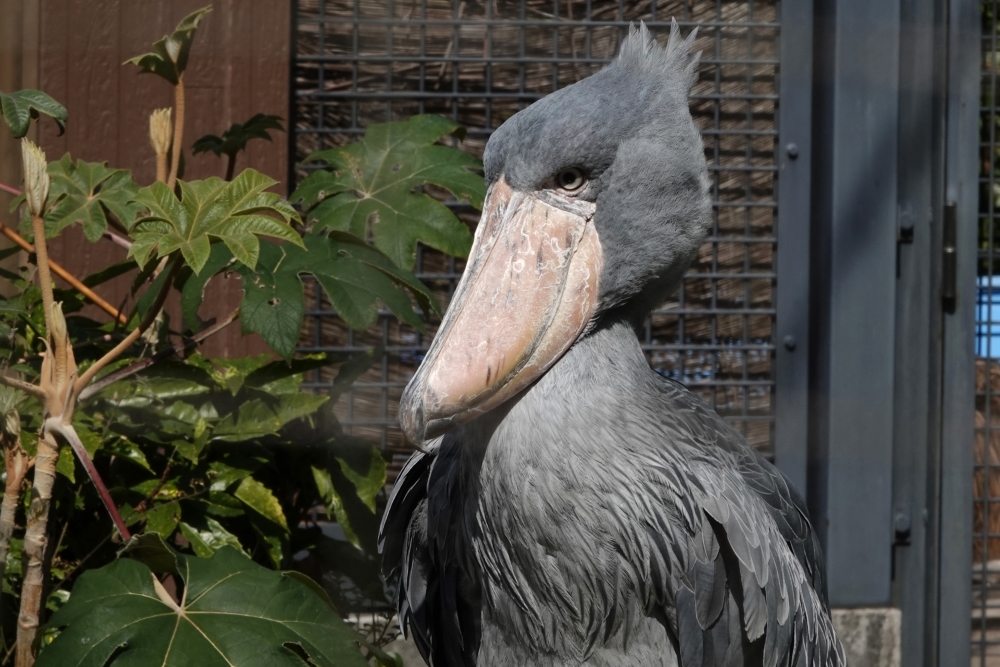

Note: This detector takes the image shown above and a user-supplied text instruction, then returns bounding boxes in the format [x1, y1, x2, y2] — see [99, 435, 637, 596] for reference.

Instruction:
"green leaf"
[120, 532, 179, 575]
[43, 154, 141, 241]
[235, 477, 288, 532]
[37, 548, 369, 666]
[179, 519, 244, 557]
[0, 89, 66, 138]
[144, 502, 181, 537]
[193, 114, 284, 157]
[129, 169, 303, 275]
[179, 243, 234, 330]
[123, 7, 212, 85]
[238, 233, 437, 359]
[55, 446, 75, 482]
[292, 114, 481, 269]
[311, 465, 366, 549]
[338, 448, 386, 514]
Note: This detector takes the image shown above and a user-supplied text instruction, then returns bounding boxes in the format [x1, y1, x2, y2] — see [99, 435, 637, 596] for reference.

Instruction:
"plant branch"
[79, 307, 240, 402]
[72, 261, 179, 396]
[30, 215, 55, 339]
[44, 419, 130, 540]
[0, 222, 128, 326]
[0, 376, 45, 402]
[167, 79, 185, 190]
[0, 411, 32, 593]
[0, 182, 20, 197]
[17, 428, 58, 667]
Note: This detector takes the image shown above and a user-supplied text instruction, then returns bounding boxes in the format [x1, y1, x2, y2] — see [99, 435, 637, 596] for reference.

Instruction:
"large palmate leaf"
[43, 154, 141, 240]
[291, 114, 483, 269]
[124, 7, 212, 85]
[35, 543, 368, 667]
[236, 233, 437, 359]
[129, 169, 303, 275]
[193, 114, 284, 158]
[0, 89, 66, 138]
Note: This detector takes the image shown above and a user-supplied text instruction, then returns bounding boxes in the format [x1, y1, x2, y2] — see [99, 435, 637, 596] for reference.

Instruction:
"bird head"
[401, 22, 712, 444]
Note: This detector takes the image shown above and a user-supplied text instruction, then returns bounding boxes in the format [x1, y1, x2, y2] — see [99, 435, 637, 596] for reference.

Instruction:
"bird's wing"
[378, 438, 481, 667]
[622, 379, 846, 667]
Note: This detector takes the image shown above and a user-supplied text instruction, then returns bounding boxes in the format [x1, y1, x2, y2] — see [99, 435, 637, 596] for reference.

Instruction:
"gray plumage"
[380, 21, 847, 667]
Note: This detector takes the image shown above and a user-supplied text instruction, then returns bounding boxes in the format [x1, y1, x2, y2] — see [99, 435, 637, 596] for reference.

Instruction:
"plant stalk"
[29, 216, 55, 337]
[156, 152, 168, 185]
[167, 79, 185, 190]
[224, 153, 236, 181]
[0, 406, 31, 591]
[15, 429, 58, 667]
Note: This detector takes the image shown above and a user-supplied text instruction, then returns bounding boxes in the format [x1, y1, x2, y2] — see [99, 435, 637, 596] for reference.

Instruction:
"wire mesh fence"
[976, 3, 1000, 663]
[291, 0, 780, 478]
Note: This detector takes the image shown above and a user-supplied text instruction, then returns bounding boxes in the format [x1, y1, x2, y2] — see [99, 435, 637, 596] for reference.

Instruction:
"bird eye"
[555, 167, 586, 192]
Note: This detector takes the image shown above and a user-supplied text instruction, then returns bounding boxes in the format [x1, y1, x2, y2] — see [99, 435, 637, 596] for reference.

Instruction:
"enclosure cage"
[273, 0, 995, 662]
[290, 0, 781, 478]
[976, 1, 1000, 662]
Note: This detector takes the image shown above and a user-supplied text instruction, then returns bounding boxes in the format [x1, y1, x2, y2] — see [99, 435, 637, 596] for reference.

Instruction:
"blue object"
[977, 276, 1000, 357]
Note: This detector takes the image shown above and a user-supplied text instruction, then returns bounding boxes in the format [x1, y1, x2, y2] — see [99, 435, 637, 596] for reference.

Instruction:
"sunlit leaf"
[42, 154, 141, 241]
[144, 502, 181, 537]
[129, 169, 302, 275]
[235, 477, 288, 532]
[292, 114, 482, 269]
[36, 547, 368, 666]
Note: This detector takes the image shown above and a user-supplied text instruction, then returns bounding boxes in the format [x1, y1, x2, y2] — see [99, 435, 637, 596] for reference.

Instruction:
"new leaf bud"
[20, 139, 49, 219]
[150, 108, 173, 156]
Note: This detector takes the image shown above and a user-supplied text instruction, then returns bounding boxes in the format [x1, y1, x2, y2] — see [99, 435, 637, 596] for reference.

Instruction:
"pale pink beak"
[400, 177, 603, 444]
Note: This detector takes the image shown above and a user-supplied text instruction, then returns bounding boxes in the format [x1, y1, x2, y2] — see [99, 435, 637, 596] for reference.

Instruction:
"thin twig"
[0, 183, 19, 197]
[73, 261, 179, 397]
[79, 308, 240, 402]
[0, 222, 128, 326]
[0, 377, 45, 402]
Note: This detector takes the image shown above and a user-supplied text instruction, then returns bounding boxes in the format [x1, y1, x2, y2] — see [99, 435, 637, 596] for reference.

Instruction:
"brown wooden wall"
[0, 0, 291, 357]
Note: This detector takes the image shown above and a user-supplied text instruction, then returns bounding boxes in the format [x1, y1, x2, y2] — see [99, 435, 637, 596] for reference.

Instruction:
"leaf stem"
[79, 307, 240, 402]
[0, 222, 129, 326]
[167, 79, 185, 190]
[0, 182, 20, 197]
[156, 152, 168, 185]
[29, 215, 55, 338]
[224, 153, 236, 181]
[72, 261, 179, 397]
[44, 419, 130, 540]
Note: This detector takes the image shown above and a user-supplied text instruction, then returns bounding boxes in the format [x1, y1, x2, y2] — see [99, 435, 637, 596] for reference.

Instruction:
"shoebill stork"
[379, 22, 846, 667]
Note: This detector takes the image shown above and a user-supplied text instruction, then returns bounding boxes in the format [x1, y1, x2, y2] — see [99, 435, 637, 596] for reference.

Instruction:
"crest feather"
[617, 20, 702, 90]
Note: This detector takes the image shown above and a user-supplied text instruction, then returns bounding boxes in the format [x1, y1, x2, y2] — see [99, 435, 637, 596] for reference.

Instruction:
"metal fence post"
[809, 0, 901, 605]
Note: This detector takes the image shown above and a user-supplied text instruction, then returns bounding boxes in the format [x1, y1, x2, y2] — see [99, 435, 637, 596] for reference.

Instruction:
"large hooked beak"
[400, 177, 603, 444]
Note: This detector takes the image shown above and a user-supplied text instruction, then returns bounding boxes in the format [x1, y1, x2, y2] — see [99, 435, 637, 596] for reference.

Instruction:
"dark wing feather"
[628, 378, 846, 667]
[379, 439, 481, 667]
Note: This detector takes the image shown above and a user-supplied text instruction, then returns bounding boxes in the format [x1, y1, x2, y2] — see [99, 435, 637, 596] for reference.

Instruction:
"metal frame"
[773, 0, 813, 497]
[942, 0, 979, 662]
[891, 0, 947, 663]
[809, 0, 901, 605]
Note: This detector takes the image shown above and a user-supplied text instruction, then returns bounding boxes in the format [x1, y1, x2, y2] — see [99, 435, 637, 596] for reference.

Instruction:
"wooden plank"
[25, 0, 290, 359]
